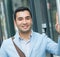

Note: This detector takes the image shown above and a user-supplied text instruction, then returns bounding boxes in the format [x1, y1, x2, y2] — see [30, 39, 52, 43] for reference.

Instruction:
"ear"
[14, 20, 17, 30]
[14, 20, 18, 32]
[56, 12, 58, 24]
[14, 20, 16, 26]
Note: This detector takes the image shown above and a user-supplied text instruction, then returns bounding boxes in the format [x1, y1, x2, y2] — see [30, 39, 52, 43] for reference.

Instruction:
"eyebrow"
[18, 16, 31, 18]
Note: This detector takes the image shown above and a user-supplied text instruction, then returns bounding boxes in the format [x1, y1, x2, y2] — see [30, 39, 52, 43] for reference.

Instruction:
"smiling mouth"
[22, 25, 29, 29]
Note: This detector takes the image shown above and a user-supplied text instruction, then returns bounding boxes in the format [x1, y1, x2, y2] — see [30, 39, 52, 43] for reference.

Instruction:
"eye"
[25, 16, 31, 20]
[18, 17, 23, 21]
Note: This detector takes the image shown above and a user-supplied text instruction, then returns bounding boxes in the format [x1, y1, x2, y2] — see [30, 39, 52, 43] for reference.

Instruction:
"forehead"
[16, 10, 30, 17]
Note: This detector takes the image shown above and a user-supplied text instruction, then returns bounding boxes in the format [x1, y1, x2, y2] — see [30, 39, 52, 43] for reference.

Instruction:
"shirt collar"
[14, 30, 33, 41]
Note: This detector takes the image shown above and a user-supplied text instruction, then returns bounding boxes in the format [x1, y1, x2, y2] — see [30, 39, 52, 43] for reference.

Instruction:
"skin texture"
[14, 10, 32, 40]
[55, 13, 60, 33]
[14, 10, 60, 40]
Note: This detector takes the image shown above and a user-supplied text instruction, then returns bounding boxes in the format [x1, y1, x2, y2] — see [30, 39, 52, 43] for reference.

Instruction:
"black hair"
[14, 7, 32, 20]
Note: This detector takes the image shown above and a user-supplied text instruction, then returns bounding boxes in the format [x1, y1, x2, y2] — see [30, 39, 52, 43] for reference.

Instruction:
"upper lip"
[22, 25, 28, 28]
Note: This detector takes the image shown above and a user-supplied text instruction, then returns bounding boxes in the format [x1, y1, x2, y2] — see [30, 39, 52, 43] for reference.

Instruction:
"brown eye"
[18, 17, 23, 21]
[25, 16, 31, 20]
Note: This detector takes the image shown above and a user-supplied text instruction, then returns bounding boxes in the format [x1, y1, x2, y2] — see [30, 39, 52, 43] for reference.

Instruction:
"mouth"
[22, 25, 29, 29]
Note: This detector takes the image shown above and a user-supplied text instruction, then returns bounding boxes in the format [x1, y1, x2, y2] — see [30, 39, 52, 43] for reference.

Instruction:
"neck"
[19, 31, 31, 40]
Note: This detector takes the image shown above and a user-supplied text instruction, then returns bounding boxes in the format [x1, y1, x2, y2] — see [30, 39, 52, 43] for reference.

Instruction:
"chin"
[20, 27, 31, 33]
[21, 29, 31, 33]
[23, 30, 30, 33]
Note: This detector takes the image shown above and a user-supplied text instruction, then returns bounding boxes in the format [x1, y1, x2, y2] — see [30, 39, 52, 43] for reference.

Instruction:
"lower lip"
[23, 26, 28, 29]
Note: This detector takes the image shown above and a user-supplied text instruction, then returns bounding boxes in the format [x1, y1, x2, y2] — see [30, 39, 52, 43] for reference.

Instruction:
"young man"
[0, 7, 60, 57]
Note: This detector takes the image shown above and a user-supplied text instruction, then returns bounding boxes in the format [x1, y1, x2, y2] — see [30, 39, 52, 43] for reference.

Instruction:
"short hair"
[14, 7, 32, 20]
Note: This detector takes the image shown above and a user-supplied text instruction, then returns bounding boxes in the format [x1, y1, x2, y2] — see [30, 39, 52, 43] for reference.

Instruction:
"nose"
[23, 19, 27, 24]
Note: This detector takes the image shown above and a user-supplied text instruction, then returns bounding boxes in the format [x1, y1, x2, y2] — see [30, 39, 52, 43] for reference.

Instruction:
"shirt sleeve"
[46, 35, 60, 56]
[58, 35, 60, 56]
[0, 41, 8, 57]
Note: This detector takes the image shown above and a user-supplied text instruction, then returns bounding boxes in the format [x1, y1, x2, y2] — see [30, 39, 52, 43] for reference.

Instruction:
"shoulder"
[1, 38, 12, 48]
[33, 31, 47, 38]
[33, 32, 52, 41]
[3, 38, 11, 43]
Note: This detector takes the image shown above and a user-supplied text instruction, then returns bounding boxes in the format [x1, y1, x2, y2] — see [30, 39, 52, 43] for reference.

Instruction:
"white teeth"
[23, 26, 28, 28]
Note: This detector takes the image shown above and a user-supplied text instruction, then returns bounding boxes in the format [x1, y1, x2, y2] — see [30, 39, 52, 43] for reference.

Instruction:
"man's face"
[14, 10, 32, 33]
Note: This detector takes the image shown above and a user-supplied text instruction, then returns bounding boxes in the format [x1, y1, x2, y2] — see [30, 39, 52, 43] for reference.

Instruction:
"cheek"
[30, 20, 33, 25]
[28, 20, 32, 24]
[16, 21, 22, 25]
[15, 22, 21, 28]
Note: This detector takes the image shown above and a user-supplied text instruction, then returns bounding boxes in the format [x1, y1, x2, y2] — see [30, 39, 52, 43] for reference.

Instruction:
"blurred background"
[0, 0, 60, 57]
